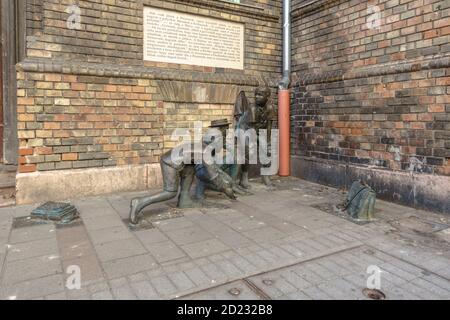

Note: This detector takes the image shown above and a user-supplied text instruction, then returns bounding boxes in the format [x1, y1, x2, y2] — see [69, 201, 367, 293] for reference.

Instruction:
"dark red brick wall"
[291, 0, 450, 176]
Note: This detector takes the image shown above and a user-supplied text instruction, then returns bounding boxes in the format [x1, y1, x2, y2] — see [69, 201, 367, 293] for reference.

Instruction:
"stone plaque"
[143, 7, 244, 70]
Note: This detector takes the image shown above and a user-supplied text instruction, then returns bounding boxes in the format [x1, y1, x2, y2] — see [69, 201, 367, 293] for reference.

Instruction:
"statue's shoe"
[129, 199, 142, 225]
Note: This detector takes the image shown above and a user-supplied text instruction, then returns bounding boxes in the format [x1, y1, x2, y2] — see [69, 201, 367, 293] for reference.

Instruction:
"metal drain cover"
[228, 288, 241, 296]
[363, 288, 386, 300]
[262, 279, 274, 286]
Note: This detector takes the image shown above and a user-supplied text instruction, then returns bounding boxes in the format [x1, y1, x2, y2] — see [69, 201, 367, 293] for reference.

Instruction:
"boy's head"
[255, 86, 271, 107]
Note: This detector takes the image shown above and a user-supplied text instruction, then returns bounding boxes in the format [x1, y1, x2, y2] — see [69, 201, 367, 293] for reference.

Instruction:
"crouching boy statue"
[129, 141, 236, 225]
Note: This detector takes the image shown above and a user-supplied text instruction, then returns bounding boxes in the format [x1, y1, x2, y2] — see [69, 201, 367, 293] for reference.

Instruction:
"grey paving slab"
[82, 214, 124, 231]
[184, 267, 212, 287]
[144, 241, 187, 263]
[130, 280, 159, 300]
[181, 280, 263, 300]
[167, 271, 196, 292]
[134, 228, 170, 244]
[45, 291, 68, 300]
[88, 225, 133, 245]
[62, 253, 104, 286]
[210, 226, 254, 249]
[92, 290, 114, 300]
[2, 177, 450, 300]
[150, 275, 178, 297]
[95, 238, 147, 262]
[223, 217, 267, 232]
[165, 225, 215, 245]
[112, 285, 138, 300]
[102, 254, 158, 279]
[243, 226, 286, 243]
[7, 237, 58, 262]
[9, 224, 56, 244]
[154, 217, 195, 232]
[182, 239, 230, 259]
[2, 254, 62, 285]
[0, 274, 65, 300]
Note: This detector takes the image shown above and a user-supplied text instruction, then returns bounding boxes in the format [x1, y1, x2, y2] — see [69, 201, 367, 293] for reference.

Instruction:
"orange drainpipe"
[278, 89, 290, 176]
[278, 0, 291, 177]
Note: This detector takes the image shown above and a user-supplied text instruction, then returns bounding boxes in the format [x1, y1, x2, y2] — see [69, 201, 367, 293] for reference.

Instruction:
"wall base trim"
[16, 164, 162, 205]
[292, 155, 450, 214]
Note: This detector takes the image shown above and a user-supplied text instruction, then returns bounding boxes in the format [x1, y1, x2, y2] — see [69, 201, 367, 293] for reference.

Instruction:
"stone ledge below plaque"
[143, 0, 280, 22]
[17, 58, 262, 87]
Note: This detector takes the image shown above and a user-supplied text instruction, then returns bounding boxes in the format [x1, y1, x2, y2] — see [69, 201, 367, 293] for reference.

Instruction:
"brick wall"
[292, 0, 450, 175]
[25, 0, 281, 75]
[17, 71, 164, 173]
[17, 0, 283, 175]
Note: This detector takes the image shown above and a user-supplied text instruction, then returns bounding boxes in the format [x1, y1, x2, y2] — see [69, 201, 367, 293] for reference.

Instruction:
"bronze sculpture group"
[130, 86, 275, 225]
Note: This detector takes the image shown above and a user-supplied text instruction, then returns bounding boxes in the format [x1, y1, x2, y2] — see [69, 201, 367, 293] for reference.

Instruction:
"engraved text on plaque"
[143, 7, 244, 70]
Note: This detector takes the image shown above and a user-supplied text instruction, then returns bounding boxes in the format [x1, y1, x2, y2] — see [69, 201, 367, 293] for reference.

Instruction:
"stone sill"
[292, 0, 343, 21]
[294, 53, 450, 86]
[17, 58, 261, 86]
[144, 0, 280, 22]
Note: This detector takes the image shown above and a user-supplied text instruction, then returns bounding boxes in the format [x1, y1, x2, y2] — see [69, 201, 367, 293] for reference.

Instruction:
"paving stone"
[229, 255, 257, 274]
[280, 270, 313, 290]
[7, 237, 58, 262]
[199, 263, 228, 284]
[12, 205, 37, 218]
[210, 226, 254, 249]
[2, 255, 62, 285]
[45, 291, 68, 300]
[185, 267, 211, 287]
[102, 254, 157, 279]
[317, 278, 363, 300]
[9, 224, 56, 244]
[165, 226, 215, 245]
[130, 280, 159, 300]
[154, 217, 195, 232]
[182, 280, 262, 300]
[88, 225, 133, 245]
[128, 272, 148, 283]
[62, 253, 104, 286]
[243, 227, 286, 243]
[214, 259, 243, 278]
[413, 277, 450, 298]
[95, 238, 147, 262]
[0, 274, 65, 300]
[92, 290, 114, 300]
[144, 241, 187, 263]
[223, 217, 267, 232]
[88, 281, 110, 293]
[182, 239, 230, 259]
[109, 277, 128, 288]
[113, 285, 138, 300]
[134, 228, 170, 244]
[83, 214, 124, 232]
[398, 281, 442, 300]
[68, 289, 93, 300]
[74, 198, 118, 218]
[167, 271, 196, 292]
[150, 275, 178, 297]
[286, 290, 313, 300]
[301, 286, 334, 300]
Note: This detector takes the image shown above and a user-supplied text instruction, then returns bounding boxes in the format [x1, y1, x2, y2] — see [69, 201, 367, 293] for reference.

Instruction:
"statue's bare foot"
[240, 180, 252, 189]
[178, 197, 201, 209]
[129, 198, 142, 225]
[262, 176, 276, 190]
